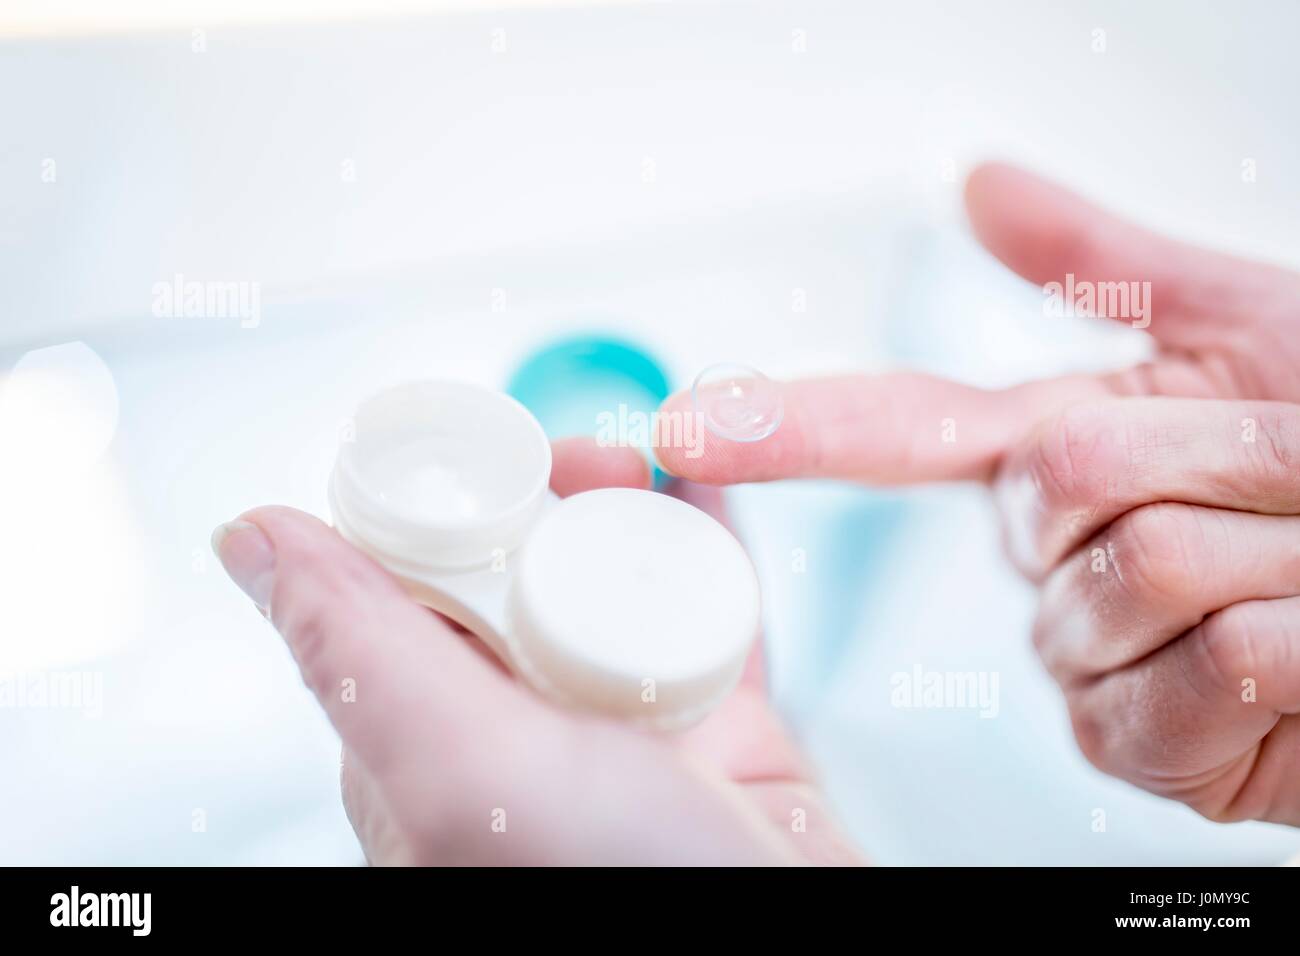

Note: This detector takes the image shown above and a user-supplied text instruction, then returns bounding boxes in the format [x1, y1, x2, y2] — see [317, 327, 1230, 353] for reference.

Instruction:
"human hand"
[994, 396, 1300, 824]
[214, 438, 861, 865]
[654, 163, 1300, 825]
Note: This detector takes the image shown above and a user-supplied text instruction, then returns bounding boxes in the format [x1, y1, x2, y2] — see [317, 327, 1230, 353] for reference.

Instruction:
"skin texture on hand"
[655, 163, 1300, 828]
[999, 398, 1300, 824]
[214, 437, 863, 866]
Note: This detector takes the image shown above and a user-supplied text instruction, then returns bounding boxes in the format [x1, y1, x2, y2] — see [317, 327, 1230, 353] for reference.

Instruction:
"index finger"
[654, 371, 1111, 486]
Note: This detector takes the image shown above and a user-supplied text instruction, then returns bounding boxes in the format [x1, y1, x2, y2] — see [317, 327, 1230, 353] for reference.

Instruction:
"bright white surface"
[3, 1, 1300, 864]
[2, 0, 626, 39]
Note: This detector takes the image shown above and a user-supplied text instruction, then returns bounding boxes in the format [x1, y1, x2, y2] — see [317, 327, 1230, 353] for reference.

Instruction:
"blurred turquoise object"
[506, 335, 672, 483]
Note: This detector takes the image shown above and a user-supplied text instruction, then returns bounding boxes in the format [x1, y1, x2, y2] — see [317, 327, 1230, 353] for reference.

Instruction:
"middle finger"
[995, 396, 1300, 579]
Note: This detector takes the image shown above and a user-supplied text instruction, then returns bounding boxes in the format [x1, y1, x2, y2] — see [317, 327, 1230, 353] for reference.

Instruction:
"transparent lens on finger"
[690, 363, 783, 443]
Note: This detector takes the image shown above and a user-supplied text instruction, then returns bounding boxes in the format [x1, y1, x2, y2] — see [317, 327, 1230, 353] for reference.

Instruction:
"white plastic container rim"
[330, 380, 552, 573]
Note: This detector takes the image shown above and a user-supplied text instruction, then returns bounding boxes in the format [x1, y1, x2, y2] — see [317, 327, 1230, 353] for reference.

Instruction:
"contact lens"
[690, 363, 784, 443]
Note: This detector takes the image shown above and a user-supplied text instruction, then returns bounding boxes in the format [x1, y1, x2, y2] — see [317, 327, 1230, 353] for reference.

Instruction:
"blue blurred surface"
[507, 334, 671, 484]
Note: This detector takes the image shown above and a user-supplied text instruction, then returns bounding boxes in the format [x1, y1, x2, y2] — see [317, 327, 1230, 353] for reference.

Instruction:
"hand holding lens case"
[328, 380, 760, 729]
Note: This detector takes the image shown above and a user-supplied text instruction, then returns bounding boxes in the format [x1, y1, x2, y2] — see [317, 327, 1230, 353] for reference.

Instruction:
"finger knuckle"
[1029, 577, 1079, 682]
[1029, 605, 1055, 663]
[1106, 503, 1203, 606]
[269, 553, 379, 697]
[1238, 405, 1300, 497]
[1178, 765, 1273, 824]
[1068, 704, 1116, 775]
[1195, 603, 1273, 696]
[279, 598, 336, 697]
[1026, 403, 1113, 515]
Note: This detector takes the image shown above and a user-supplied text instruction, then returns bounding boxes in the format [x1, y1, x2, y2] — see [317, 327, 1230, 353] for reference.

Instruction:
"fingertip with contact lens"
[691, 363, 784, 443]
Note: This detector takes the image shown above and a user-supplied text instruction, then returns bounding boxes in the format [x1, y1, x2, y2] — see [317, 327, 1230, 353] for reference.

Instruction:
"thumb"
[212, 505, 538, 783]
[654, 371, 1111, 486]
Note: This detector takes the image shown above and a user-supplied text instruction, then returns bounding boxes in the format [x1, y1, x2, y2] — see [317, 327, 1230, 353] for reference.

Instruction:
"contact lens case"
[328, 380, 760, 729]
